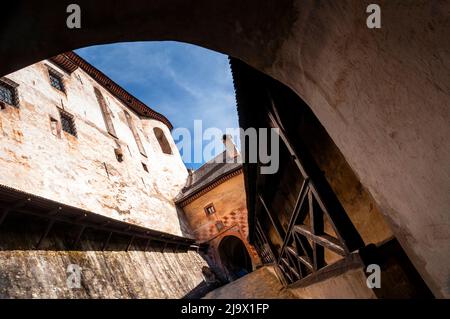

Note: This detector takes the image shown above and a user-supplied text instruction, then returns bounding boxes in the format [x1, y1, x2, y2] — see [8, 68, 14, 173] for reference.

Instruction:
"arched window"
[153, 127, 172, 155]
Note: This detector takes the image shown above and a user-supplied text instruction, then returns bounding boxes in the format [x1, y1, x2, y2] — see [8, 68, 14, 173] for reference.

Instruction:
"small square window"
[48, 70, 65, 92]
[59, 109, 77, 137]
[0, 78, 19, 107]
[204, 203, 216, 216]
[142, 162, 149, 172]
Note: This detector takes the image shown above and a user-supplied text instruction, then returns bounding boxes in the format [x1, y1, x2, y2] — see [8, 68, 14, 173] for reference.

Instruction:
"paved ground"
[203, 266, 295, 299]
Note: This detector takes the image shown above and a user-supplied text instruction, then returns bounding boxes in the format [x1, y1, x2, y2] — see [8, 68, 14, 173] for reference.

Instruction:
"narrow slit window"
[59, 109, 77, 137]
[124, 110, 147, 157]
[153, 127, 172, 154]
[94, 87, 117, 138]
[49, 116, 60, 137]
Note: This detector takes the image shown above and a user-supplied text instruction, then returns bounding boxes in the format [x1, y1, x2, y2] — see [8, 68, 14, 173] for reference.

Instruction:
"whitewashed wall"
[0, 60, 188, 236]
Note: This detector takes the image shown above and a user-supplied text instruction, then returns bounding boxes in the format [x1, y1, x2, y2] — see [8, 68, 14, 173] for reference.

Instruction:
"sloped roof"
[175, 151, 243, 206]
[49, 51, 173, 130]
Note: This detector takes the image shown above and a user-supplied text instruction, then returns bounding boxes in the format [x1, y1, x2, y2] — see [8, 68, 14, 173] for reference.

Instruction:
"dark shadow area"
[0, 185, 196, 253]
[218, 235, 252, 281]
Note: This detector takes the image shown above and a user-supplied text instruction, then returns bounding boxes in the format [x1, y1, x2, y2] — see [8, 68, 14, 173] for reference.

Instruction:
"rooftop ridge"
[50, 51, 173, 130]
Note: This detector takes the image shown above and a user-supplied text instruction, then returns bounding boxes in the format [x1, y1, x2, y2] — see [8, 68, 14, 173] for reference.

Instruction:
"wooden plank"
[126, 236, 135, 252]
[293, 225, 346, 256]
[144, 238, 152, 252]
[286, 246, 313, 271]
[294, 231, 313, 259]
[267, 110, 309, 179]
[280, 258, 296, 283]
[36, 220, 55, 249]
[102, 232, 112, 251]
[72, 225, 86, 248]
[0, 210, 9, 227]
[309, 189, 325, 270]
[277, 180, 309, 262]
[258, 195, 285, 240]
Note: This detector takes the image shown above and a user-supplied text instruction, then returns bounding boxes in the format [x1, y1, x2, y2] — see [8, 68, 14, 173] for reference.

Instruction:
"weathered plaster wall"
[181, 173, 260, 271]
[0, 248, 207, 298]
[182, 174, 248, 241]
[0, 61, 188, 236]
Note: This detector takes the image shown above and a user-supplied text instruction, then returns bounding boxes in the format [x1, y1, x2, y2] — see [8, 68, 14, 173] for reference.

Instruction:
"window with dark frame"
[0, 78, 19, 107]
[48, 69, 65, 92]
[204, 203, 216, 216]
[58, 109, 77, 137]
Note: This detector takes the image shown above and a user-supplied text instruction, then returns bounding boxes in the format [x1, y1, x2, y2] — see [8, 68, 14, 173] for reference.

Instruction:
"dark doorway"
[218, 236, 252, 281]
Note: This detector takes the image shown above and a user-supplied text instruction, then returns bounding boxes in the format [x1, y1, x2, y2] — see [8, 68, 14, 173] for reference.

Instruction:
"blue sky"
[76, 41, 238, 170]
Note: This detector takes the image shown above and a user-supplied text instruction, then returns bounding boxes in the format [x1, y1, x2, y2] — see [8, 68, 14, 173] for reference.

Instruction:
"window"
[0, 78, 19, 107]
[142, 162, 149, 172]
[215, 220, 225, 232]
[48, 69, 65, 92]
[49, 116, 60, 137]
[124, 110, 147, 157]
[153, 127, 172, 154]
[204, 203, 216, 216]
[59, 109, 77, 137]
[94, 87, 117, 137]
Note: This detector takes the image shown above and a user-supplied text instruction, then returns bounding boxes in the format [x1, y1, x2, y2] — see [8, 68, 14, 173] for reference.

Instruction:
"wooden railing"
[252, 100, 365, 286]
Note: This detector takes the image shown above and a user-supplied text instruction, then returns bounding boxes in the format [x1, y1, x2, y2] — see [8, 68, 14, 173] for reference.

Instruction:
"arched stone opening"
[153, 127, 172, 155]
[218, 235, 253, 281]
[1, 1, 449, 297]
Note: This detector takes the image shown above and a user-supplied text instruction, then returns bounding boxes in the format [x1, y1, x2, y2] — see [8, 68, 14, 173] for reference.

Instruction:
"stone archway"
[1, 0, 449, 297]
[218, 235, 253, 281]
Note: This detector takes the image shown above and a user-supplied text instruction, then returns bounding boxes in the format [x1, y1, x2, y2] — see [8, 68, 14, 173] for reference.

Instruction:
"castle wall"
[0, 60, 188, 236]
[180, 173, 260, 273]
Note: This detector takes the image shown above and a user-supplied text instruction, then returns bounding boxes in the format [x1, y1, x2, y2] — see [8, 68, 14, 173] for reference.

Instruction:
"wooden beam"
[293, 225, 346, 256]
[277, 180, 309, 263]
[144, 238, 152, 252]
[47, 207, 62, 216]
[126, 236, 135, 252]
[309, 189, 325, 270]
[0, 210, 10, 227]
[267, 110, 309, 179]
[36, 220, 55, 249]
[258, 194, 285, 240]
[102, 232, 112, 251]
[286, 246, 313, 271]
[0, 198, 31, 227]
[72, 225, 86, 249]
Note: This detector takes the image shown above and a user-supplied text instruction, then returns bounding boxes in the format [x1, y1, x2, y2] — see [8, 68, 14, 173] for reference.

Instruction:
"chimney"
[222, 134, 239, 160]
